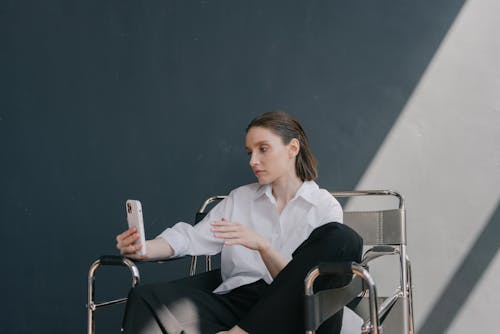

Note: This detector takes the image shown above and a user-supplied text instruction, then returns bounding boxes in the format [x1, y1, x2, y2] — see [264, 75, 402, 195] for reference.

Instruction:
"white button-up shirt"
[158, 181, 343, 294]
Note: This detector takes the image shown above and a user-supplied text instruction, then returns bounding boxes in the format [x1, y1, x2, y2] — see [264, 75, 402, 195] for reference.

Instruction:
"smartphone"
[126, 199, 147, 256]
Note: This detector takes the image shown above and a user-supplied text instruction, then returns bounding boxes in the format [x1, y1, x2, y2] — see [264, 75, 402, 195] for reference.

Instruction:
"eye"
[246, 151, 252, 156]
[260, 146, 268, 153]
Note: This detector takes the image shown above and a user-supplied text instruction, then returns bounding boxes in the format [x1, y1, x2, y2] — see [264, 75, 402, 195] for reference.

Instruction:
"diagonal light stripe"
[345, 0, 500, 332]
[419, 203, 499, 333]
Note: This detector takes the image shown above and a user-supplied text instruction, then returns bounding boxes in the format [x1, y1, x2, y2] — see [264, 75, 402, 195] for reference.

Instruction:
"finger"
[213, 231, 239, 239]
[211, 220, 229, 226]
[121, 242, 141, 255]
[116, 227, 137, 242]
[121, 227, 137, 239]
[125, 233, 140, 245]
[129, 243, 140, 253]
[212, 217, 237, 225]
[224, 238, 242, 246]
[117, 233, 140, 249]
[211, 225, 237, 233]
[211, 221, 241, 230]
[117, 232, 137, 248]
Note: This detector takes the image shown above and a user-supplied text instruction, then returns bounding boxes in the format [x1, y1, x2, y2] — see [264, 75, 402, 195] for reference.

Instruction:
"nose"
[249, 152, 258, 167]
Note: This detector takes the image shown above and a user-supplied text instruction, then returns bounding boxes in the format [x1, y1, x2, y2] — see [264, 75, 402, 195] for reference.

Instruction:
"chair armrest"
[98, 255, 132, 266]
[361, 246, 398, 266]
[97, 254, 190, 266]
[316, 261, 355, 276]
[305, 262, 382, 334]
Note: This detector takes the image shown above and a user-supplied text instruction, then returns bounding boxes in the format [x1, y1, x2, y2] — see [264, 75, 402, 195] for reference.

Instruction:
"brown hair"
[246, 111, 318, 181]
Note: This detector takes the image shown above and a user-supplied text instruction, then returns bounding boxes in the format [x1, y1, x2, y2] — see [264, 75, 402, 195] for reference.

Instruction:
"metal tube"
[305, 264, 381, 334]
[361, 246, 398, 266]
[93, 298, 129, 309]
[304, 267, 321, 334]
[331, 190, 404, 209]
[206, 255, 212, 272]
[198, 195, 227, 213]
[87, 260, 100, 334]
[407, 256, 415, 334]
[378, 290, 402, 320]
[352, 263, 380, 334]
[304, 267, 321, 297]
[399, 199, 409, 300]
[87, 257, 140, 334]
[400, 246, 408, 298]
[190, 255, 197, 276]
[122, 258, 141, 286]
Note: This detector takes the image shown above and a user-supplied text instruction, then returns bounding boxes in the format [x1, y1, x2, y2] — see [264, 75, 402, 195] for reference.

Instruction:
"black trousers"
[122, 222, 363, 334]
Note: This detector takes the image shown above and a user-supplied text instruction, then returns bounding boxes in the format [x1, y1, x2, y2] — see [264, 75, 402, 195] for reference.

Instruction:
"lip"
[253, 170, 265, 176]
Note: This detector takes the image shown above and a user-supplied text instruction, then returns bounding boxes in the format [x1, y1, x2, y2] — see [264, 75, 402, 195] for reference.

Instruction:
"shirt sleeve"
[320, 190, 344, 224]
[156, 193, 234, 257]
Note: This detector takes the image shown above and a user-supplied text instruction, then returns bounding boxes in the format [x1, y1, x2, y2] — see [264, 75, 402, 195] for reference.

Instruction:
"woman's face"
[245, 126, 299, 185]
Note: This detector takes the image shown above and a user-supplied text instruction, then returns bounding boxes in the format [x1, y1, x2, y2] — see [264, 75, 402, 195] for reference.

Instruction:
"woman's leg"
[122, 269, 230, 334]
[238, 222, 363, 334]
[121, 269, 266, 334]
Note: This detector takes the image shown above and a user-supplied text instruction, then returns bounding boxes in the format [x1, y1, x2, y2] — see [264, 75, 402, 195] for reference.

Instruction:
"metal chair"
[304, 191, 414, 334]
[87, 191, 414, 334]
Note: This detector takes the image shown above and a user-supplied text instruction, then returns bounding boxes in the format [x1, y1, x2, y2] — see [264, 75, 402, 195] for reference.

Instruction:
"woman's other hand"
[211, 218, 270, 252]
[212, 218, 287, 278]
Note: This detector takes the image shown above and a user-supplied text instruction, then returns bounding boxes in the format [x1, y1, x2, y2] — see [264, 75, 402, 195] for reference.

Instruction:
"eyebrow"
[245, 140, 271, 151]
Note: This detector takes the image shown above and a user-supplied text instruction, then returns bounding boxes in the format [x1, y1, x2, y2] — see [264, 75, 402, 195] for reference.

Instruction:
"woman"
[116, 111, 362, 334]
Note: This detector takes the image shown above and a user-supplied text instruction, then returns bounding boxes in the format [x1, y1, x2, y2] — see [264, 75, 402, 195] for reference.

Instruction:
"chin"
[256, 176, 274, 185]
[254, 176, 266, 184]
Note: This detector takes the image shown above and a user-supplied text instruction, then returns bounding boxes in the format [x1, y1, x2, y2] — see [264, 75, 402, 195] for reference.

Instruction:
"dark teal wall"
[0, 1, 464, 332]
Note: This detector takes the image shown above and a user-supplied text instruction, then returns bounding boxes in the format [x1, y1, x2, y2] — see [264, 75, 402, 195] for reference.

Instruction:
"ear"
[288, 138, 300, 158]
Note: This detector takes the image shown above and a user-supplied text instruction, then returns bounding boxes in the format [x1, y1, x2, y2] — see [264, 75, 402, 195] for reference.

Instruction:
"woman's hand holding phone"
[116, 228, 175, 260]
[116, 227, 148, 260]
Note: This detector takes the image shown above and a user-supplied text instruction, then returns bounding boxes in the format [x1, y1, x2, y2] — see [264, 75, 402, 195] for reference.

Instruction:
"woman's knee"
[293, 222, 363, 262]
[319, 222, 362, 245]
[318, 223, 363, 260]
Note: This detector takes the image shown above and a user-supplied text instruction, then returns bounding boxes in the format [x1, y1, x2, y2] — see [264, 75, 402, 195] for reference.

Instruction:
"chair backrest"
[332, 190, 406, 246]
[329, 191, 413, 334]
[343, 209, 406, 246]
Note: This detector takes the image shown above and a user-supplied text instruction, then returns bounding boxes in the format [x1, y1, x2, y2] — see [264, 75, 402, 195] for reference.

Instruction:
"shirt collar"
[254, 180, 319, 206]
[294, 180, 319, 205]
[254, 183, 272, 200]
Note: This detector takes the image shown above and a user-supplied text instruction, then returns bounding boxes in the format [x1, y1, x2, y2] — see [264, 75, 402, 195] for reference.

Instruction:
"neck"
[271, 175, 304, 204]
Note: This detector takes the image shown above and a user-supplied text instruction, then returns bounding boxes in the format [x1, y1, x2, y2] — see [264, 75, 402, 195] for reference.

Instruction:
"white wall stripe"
[346, 0, 500, 332]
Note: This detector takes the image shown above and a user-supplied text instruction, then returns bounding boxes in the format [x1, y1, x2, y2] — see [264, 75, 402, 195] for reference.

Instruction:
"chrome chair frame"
[305, 262, 381, 334]
[304, 190, 414, 334]
[87, 191, 414, 334]
[87, 256, 140, 334]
